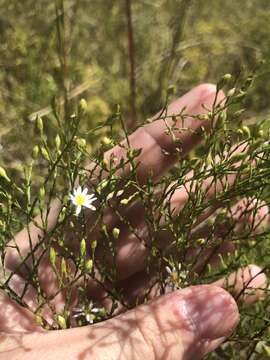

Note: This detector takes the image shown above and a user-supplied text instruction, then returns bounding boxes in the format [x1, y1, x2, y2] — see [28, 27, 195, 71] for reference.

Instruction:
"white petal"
[77, 186, 82, 194]
[86, 196, 97, 204]
[72, 313, 83, 318]
[69, 194, 75, 202]
[75, 205, 82, 216]
[82, 188, 88, 196]
[91, 308, 99, 313]
[87, 193, 96, 199]
[84, 203, 96, 211]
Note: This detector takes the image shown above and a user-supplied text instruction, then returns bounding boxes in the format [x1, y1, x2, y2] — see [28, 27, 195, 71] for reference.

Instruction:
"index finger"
[103, 83, 224, 184]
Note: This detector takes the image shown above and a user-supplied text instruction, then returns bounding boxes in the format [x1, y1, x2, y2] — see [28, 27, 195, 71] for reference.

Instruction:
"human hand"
[1, 84, 268, 360]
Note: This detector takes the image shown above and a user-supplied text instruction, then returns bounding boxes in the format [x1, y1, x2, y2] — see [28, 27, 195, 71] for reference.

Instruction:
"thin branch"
[125, 0, 137, 130]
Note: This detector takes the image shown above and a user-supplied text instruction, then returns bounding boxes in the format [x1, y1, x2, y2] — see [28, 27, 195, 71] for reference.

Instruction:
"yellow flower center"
[75, 194, 85, 206]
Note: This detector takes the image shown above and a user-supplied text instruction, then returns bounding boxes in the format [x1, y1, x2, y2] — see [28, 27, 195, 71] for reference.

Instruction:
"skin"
[0, 84, 268, 360]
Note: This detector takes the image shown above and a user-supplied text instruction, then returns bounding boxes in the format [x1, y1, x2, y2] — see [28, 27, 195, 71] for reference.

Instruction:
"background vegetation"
[1, 0, 270, 176]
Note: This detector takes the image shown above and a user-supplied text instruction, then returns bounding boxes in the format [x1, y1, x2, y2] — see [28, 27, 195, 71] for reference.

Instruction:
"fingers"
[118, 262, 267, 317]
[2, 285, 239, 360]
[5, 84, 221, 275]
[214, 264, 267, 304]
[186, 198, 269, 273]
[106, 195, 268, 281]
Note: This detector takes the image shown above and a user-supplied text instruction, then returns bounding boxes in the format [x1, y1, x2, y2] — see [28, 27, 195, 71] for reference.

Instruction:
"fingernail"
[179, 285, 239, 340]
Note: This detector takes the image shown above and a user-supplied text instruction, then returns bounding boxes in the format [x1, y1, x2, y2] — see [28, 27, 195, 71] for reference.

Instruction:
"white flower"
[72, 302, 102, 324]
[69, 186, 97, 216]
[165, 263, 188, 289]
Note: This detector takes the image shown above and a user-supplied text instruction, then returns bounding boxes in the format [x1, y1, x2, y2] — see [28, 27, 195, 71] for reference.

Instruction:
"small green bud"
[32, 145, 39, 159]
[106, 192, 114, 201]
[196, 238, 206, 246]
[79, 98, 88, 113]
[36, 116, 43, 134]
[96, 179, 108, 193]
[40, 146, 50, 161]
[263, 344, 270, 356]
[120, 192, 137, 205]
[120, 198, 129, 205]
[223, 73, 232, 81]
[57, 315, 67, 329]
[217, 74, 232, 90]
[39, 187, 45, 200]
[227, 87, 236, 97]
[258, 129, 264, 138]
[198, 114, 209, 121]
[61, 258, 67, 277]
[116, 190, 124, 197]
[0, 166, 10, 182]
[241, 125, 251, 138]
[101, 137, 113, 146]
[55, 134, 61, 151]
[80, 238, 86, 258]
[91, 240, 97, 250]
[35, 314, 44, 327]
[85, 259, 93, 272]
[112, 227, 120, 239]
[76, 138, 87, 148]
[49, 247, 56, 268]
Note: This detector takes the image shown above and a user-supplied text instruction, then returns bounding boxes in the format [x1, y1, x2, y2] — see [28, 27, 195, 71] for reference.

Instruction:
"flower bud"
[41, 146, 50, 161]
[61, 258, 67, 277]
[79, 98, 88, 113]
[85, 259, 93, 272]
[35, 314, 44, 326]
[55, 134, 61, 151]
[217, 74, 232, 90]
[32, 145, 39, 159]
[227, 87, 236, 97]
[76, 138, 87, 148]
[241, 125, 251, 138]
[39, 186, 45, 200]
[57, 315, 67, 329]
[112, 227, 120, 239]
[80, 238, 86, 258]
[120, 198, 129, 205]
[36, 116, 43, 134]
[196, 238, 206, 246]
[0, 166, 10, 182]
[101, 137, 113, 146]
[223, 73, 232, 81]
[91, 240, 97, 250]
[49, 247, 56, 268]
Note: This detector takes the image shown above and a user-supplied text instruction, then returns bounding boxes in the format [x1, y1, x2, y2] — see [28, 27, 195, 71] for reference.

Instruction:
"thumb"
[6, 285, 239, 359]
[111, 284, 239, 360]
